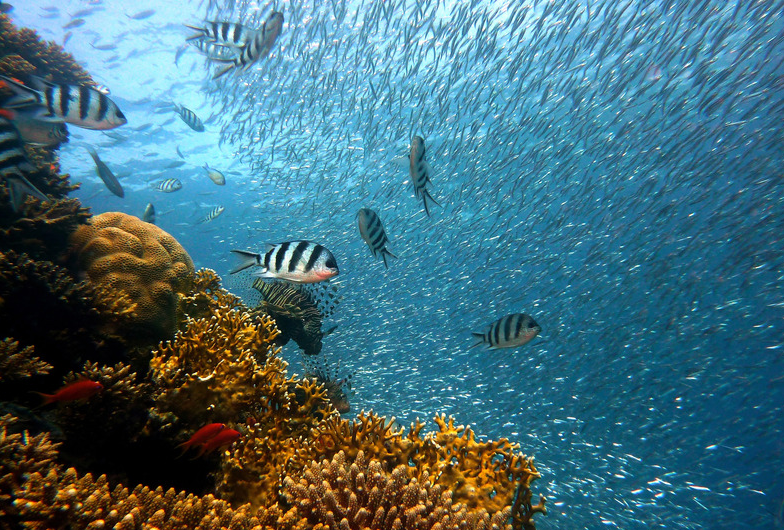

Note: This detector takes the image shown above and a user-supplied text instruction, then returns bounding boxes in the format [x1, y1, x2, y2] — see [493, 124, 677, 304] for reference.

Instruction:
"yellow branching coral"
[0, 414, 284, 530]
[179, 268, 246, 322]
[150, 307, 281, 426]
[282, 450, 513, 530]
[0, 338, 51, 382]
[68, 212, 195, 340]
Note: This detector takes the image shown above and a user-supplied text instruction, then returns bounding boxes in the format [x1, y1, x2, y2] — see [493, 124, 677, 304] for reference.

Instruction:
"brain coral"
[68, 212, 194, 339]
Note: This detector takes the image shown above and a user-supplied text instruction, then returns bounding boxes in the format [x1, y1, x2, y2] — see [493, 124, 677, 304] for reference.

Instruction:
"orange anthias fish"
[175, 423, 225, 454]
[195, 428, 241, 458]
[36, 379, 103, 405]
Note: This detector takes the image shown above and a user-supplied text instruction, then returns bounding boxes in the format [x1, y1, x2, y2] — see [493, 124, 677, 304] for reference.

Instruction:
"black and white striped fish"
[0, 107, 67, 147]
[212, 12, 284, 79]
[185, 21, 259, 48]
[0, 76, 126, 130]
[0, 117, 49, 211]
[357, 208, 396, 269]
[154, 178, 182, 192]
[142, 203, 155, 224]
[407, 136, 440, 216]
[230, 240, 339, 283]
[200, 205, 224, 223]
[471, 314, 541, 350]
[173, 104, 204, 132]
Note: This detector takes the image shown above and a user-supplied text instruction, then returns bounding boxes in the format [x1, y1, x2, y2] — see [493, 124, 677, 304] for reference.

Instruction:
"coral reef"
[0, 338, 51, 383]
[68, 212, 195, 341]
[0, 414, 283, 530]
[282, 450, 513, 530]
[0, 250, 136, 385]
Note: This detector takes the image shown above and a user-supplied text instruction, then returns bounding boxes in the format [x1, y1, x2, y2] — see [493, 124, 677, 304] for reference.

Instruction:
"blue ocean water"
[11, 0, 784, 528]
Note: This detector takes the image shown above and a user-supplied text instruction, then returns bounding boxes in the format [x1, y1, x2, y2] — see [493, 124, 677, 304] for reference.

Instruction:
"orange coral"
[68, 212, 195, 340]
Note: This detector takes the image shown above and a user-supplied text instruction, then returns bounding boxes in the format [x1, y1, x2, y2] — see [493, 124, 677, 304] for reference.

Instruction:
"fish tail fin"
[469, 332, 486, 349]
[422, 189, 440, 217]
[33, 391, 57, 406]
[5, 175, 49, 212]
[0, 75, 41, 108]
[184, 24, 206, 41]
[382, 249, 397, 269]
[212, 61, 237, 79]
[229, 249, 260, 274]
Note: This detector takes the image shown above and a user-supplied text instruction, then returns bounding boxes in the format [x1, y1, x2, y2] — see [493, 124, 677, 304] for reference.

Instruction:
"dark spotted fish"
[0, 76, 126, 130]
[357, 208, 396, 268]
[0, 117, 49, 210]
[230, 240, 339, 283]
[471, 313, 541, 350]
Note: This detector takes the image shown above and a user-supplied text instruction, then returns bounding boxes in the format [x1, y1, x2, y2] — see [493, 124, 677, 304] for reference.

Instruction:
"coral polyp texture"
[282, 449, 513, 530]
[68, 212, 195, 340]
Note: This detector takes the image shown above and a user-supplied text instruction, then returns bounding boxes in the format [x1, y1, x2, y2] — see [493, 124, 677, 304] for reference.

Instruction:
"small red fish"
[195, 428, 240, 458]
[175, 423, 225, 454]
[36, 379, 103, 405]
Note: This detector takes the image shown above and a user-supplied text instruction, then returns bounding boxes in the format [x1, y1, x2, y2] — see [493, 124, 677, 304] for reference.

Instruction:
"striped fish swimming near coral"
[357, 208, 396, 269]
[154, 178, 182, 192]
[0, 117, 49, 211]
[0, 75, 126, 130]
[230, 240, 339, 283]
[471, 313, 541, 350]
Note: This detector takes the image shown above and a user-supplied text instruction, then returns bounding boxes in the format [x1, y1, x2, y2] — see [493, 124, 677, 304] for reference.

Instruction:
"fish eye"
[325, 256, 337, 269]
[116, 109, 126, 120]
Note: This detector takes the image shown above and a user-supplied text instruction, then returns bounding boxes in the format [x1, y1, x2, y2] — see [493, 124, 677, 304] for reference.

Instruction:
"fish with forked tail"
[230, 240, 339, 283]
[471, 313, 541, 350]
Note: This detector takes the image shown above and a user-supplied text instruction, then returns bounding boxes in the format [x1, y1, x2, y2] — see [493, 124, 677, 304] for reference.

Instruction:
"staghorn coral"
[282, 450, 514, 530]
[179, 267, 245, 321]
[0, 414, 285, 530]
[0, 338, 51, 383]
[68, 212, 195, 341]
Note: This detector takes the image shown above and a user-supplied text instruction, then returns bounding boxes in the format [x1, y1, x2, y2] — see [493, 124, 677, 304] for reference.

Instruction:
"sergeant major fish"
[471, 313, 541, 350]
[396, 135, 440, 216]
[211, 11, 284, 79]
[0, 108, 67, 147]
[185, 20, 259, 48]
[357, 208, 396, 269]
[0, 76, 126, 130]
[154, 178, 182, 192]
[230, 240, 339, 283]
[200, 205, 224, 223]
[0, 116, 50, 211]
[173, 103, 204, 132]
[86, 147, 124, 198]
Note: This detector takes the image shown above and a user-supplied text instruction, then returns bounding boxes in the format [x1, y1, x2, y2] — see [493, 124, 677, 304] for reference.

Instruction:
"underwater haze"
[12, 0, 784, 528]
